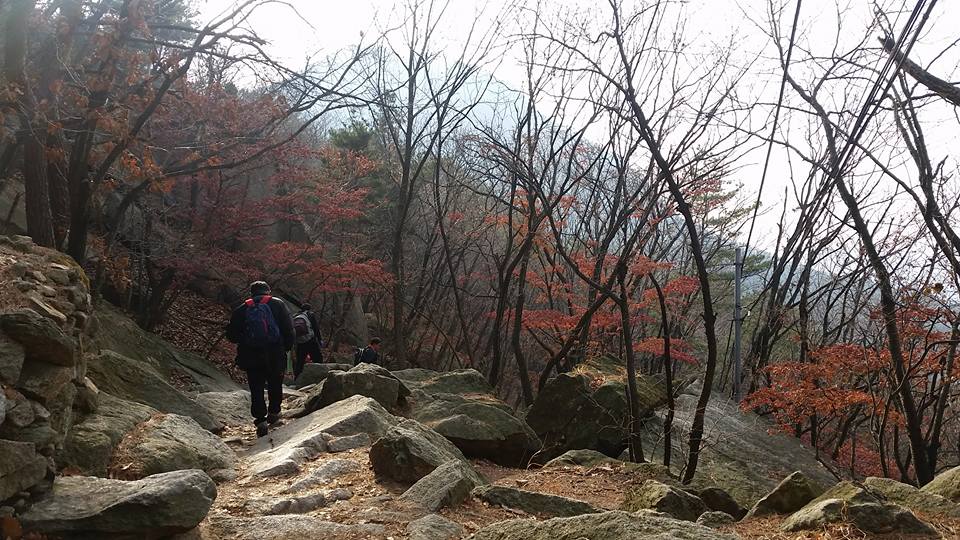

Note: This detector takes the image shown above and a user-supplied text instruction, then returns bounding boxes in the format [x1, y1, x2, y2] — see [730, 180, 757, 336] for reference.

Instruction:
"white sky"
[196, 0, 960, 253]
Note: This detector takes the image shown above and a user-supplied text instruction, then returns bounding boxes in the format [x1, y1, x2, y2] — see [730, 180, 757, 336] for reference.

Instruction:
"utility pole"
[733, 247, 743, 403]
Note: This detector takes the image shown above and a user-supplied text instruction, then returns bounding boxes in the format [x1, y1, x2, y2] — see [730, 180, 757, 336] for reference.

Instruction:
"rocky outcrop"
[782, 481, 938, 536]
[865, 476, 960, 518]
[407, 513, 464, 540]
[745, 471, 824, 518]
[87, 350, 222, 432]
[369, 419, 469, 483]
[641, 394, 836, 508]
[245, 395, 398, 478]
[621, 479, 708, 521]
[110, 413, 236, 481]
[59, 392, 157, 476]
[20, 469, 217, 539]
[394, 368, 495, 395]
[922, 466, 960, 503]
[293, 363, 353, 388]
[473, 484, 600, 517]
[249, 487, 353, 515]
[468, 510, 737, 540]
[283, 459, 359, 494]
[400, 459, 487, 511]
[93, 302, 240, 393]
[300, 363, 409, 413]
[527, 374, 664, 463]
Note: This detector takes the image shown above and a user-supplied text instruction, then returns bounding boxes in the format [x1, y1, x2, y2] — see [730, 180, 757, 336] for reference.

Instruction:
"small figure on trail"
[354, 337, 382, 366]
[226, 280, 295, 437]
[293, 303, 323, 379]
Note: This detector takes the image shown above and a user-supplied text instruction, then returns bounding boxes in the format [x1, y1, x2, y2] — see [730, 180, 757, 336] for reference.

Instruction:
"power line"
[743, 0, 804, 261]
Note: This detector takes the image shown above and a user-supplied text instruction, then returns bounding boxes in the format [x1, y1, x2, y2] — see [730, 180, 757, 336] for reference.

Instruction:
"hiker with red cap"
[226, 280, 295, 437]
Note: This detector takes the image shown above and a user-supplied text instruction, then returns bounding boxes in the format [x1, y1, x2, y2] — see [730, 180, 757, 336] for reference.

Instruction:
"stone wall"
[0, 235, 95, 509]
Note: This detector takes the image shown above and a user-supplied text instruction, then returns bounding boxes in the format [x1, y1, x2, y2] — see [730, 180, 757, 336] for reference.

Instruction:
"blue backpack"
[243, 296, 281, 347]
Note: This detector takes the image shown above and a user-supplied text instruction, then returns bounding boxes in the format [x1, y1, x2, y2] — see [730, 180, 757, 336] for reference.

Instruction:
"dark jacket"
[358, 346, 379, 365]
[303, 310, 322, 345]
[226, 295, 295, 369]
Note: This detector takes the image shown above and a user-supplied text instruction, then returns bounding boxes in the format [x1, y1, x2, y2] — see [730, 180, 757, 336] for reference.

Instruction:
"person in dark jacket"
[356, 337, 382, 365]
[226, 281, 295, 437]
[293, 303, 323, 379]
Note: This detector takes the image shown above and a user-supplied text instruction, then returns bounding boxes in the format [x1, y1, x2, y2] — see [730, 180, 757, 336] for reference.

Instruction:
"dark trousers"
[247, 354, 285, 423]
[294, 340, 323, 378]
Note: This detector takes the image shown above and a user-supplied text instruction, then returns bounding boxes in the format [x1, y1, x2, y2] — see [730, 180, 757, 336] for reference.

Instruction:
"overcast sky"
[196, 0, 960, 253]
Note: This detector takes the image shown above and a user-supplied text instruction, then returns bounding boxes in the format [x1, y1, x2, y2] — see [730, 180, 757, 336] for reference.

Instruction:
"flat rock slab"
[20, 469, 217, 539]
[283, 459, 360, 493]
[866, 476, 960, 517]
[473, 485, 600, 517]
[250, 488, 353, 515]
[195, 391, 252, 428]
[202, 515, 385, 539]
[468, 510, 738, 540]
[244, 395, 398, 478]
[922, 465, 960, 504]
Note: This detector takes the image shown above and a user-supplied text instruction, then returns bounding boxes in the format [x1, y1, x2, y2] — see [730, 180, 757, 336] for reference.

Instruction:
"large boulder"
[369, 419, 469, 483]
[0, 439, 48, 501]
[409, 391, 540, 467]
[865, 476, 960, 518]
[194, 391, 252, 427]
[202, 515, 385, 539]
[301, 363, 409, 413]
[87, 350, 222, 432]
[20, 469, 217, 539]
[473, 485, 600, 517]
[641, 394, 836, 508]
[922, 466, 960, 503]
[400, 459, 487, 511]
[244, 395, 398, 478]
[782, 481, 938, 536]
[468, 510, 737, 540]
[293, 363, 353, 388]
[745, 471, 824, 518]
[621, 479, 708, 521]
[110, 414, 236, 481]
[59, 392, 157, 476]
[527, 374, 663, 463]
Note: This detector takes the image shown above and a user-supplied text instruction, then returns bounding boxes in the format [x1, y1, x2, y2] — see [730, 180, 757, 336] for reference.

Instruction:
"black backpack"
[353, 347, 365, 366]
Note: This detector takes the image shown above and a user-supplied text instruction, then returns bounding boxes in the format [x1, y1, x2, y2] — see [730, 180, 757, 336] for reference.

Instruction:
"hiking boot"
[267, 413, 280, 425]
[255, 421, 268, 438]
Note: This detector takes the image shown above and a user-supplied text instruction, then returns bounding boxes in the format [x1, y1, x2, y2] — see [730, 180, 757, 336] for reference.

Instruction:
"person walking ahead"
[293, 303, 323, 379]
[226, 281, 294, 437]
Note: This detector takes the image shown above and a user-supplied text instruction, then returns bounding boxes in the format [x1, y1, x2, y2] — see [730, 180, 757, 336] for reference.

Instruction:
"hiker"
[354, 337, 382, 366]
[226, 281, 295, 437]
[293, 303, 323, 379]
